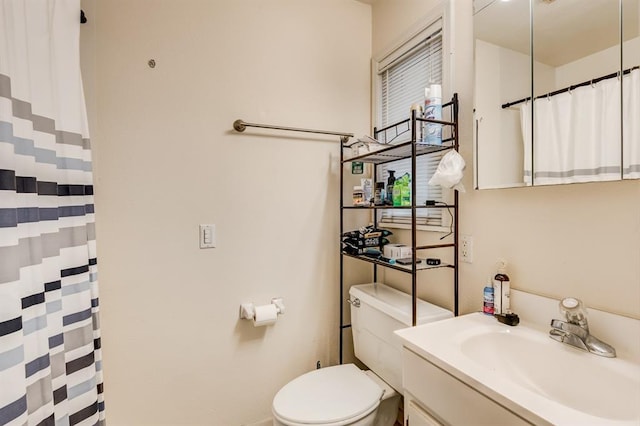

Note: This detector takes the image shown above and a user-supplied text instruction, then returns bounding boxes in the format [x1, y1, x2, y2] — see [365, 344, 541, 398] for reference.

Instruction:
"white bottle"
[361, 178, 373, 205]
[410, 103, 423, 142]
[424, 84, 442, 145]
[422, 87, 430, 143]
[493, 259, 510, 315]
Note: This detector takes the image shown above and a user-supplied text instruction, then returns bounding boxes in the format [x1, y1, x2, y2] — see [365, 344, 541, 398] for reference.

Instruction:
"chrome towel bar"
[233, 119, 353, 143]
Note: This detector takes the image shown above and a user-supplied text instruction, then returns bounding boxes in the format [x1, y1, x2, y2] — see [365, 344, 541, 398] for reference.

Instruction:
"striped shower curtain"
[0, 1, 105, 425]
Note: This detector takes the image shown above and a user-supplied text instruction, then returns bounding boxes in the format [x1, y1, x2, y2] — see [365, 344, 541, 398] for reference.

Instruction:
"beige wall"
[556, 36, 640, 88]
[371, 0, 640, 318]
[81, 1, 371, 424]
[80, 0, 639, 423]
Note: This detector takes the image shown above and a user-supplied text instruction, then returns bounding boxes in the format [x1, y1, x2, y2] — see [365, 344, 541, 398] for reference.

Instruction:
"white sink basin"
[396, 312, 640, 425]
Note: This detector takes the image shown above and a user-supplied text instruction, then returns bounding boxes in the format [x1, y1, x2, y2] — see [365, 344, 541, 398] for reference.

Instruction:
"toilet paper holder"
[239, 297, 285, 321]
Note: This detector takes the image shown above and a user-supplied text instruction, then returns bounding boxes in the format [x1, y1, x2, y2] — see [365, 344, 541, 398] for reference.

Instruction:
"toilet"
[272, 283, 453, 426]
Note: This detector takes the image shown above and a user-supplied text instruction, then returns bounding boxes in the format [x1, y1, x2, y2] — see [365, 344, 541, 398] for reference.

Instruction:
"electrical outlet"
[460, 235, 473, 263]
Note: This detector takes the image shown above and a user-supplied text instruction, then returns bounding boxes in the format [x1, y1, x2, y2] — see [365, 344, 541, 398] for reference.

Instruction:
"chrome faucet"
[549, 297, 616, 358]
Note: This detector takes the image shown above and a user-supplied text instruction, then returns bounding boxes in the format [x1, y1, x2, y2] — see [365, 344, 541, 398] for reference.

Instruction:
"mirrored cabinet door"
[623, 0, 639, 180]
[474, 0, 531, 189]
[532, 0, 622, 186]
[474, 0, 639, 189]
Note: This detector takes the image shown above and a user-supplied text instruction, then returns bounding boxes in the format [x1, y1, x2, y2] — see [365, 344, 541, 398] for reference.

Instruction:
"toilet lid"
[273, 364, 383, 425]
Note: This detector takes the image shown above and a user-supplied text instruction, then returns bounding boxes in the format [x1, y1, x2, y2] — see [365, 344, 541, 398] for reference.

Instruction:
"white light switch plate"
[199, 224, 216, 249]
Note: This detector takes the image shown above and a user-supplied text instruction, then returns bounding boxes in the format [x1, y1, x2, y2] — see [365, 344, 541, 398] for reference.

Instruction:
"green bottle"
[392, 180, 402, 206]
[401, 173, 411, 206]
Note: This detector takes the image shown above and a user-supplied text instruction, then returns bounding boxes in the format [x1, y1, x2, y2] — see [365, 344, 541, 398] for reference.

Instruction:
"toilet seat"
[272, 364, 383, 425]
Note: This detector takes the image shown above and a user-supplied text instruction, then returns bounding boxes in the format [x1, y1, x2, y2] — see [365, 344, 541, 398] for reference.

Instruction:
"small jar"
[352, 186, 365, 206]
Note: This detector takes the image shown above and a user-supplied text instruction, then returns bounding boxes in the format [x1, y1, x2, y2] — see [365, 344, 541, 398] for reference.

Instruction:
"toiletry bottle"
[374, 182, 385, 206]
[410, 103, 423, 142]
[401, 173, 411, 206]
[422, 87, 430, 143]
[386, 170, 396, 205]
[493, 259, 510, 315]
[424, 84, 442, 145]
[483, 277, 494, 315]
[361, 178, 373, 205]
[392, 180, 402, 206]
[352, 186, 364, 206]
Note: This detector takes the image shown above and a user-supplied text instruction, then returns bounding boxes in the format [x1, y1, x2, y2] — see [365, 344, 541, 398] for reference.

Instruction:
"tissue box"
[383, 244, 412, 259]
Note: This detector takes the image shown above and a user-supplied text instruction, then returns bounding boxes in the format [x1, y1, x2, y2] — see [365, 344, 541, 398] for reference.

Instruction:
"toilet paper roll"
[253, 304, 278, 327]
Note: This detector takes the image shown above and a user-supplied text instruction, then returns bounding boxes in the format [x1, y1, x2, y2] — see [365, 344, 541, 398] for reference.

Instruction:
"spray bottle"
[424, 84, 442, 145]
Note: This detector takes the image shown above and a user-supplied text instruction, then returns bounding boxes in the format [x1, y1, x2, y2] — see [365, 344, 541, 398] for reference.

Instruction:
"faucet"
[549, 297, 616, 358]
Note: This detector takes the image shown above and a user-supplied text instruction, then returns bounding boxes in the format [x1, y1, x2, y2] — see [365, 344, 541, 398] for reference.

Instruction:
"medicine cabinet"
[474, 0, 639, 189]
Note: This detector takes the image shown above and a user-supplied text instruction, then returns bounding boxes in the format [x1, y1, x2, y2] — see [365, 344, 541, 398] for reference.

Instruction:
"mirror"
[531, 0, 621, 186]
[474, 0, 531, 188]
[623, 0, 640, 179]
[474, 0, 640, 189]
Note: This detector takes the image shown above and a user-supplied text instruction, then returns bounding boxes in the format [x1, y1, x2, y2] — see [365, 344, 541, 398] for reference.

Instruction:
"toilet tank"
[349, 283, 453, 394]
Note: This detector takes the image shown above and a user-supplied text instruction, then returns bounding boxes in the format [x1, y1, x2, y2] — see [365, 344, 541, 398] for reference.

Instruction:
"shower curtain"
[0, 1, 105, 425]
[521, 68, 640, 185]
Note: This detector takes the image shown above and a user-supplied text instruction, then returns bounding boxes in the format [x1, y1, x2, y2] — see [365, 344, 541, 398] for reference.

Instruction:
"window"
[374, 19, 448, 228]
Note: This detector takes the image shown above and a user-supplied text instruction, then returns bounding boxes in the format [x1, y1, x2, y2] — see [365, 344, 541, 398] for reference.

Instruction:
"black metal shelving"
[342, 253, 454, 273]
[339, 93, 460, 364]
[342, 204, 456, 210]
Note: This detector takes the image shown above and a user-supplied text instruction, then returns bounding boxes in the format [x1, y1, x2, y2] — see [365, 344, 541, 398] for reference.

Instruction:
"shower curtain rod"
[233, 119, 353, 142]
[502, 65, 639, 109]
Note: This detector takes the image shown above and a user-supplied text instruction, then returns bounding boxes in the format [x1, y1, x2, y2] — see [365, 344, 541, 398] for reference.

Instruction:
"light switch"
[199, 224, 216, 249]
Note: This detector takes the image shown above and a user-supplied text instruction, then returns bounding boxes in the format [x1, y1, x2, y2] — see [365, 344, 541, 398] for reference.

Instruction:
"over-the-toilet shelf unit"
[339, 93, 460, 364]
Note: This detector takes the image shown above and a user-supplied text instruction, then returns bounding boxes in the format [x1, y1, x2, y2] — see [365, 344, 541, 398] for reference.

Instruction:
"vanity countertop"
[396, 312, 640, 426]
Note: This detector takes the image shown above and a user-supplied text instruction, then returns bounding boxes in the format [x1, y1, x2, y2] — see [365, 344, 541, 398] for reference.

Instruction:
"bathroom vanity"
[395, 292, 640, 426]
[402, 345, 531, 425]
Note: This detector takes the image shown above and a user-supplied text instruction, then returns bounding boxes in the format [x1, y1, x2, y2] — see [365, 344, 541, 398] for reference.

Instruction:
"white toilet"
[272, 283, 453, 426]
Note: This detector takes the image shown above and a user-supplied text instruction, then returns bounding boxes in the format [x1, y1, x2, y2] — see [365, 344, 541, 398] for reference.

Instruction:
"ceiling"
[354, 0, 638, 67]
[474, 0, 638, 67]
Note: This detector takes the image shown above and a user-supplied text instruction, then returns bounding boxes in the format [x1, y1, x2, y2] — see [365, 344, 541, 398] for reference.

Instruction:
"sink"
[396, 312, 640, 425]
[460, 328, 639, 420]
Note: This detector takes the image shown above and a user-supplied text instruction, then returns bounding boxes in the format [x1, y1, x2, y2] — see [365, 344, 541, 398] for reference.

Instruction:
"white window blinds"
[376, 27, 446, 226]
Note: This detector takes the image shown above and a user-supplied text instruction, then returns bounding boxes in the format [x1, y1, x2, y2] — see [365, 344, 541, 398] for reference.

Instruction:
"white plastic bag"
[428, 150, 466, 192]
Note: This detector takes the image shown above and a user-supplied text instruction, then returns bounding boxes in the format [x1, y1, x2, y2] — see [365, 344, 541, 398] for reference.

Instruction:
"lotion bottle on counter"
[493, 259, 510, 315]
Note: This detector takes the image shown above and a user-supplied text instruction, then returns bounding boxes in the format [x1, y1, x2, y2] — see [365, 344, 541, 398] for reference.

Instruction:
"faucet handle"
[561, 297, 581, 310]
[559, 297, 589, 331]
[550, 318, 589, 340]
